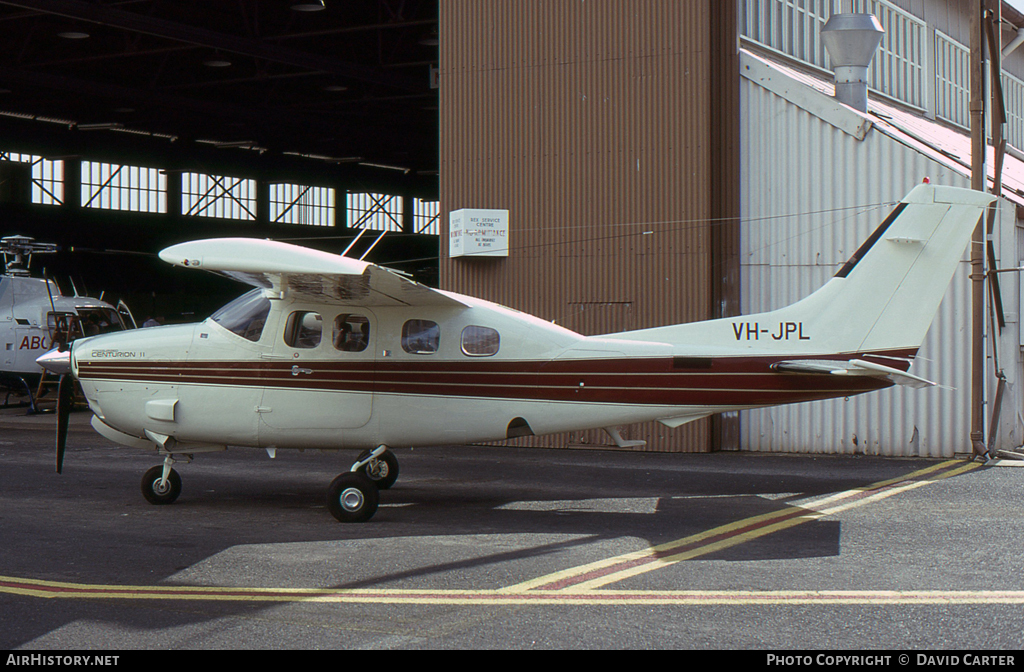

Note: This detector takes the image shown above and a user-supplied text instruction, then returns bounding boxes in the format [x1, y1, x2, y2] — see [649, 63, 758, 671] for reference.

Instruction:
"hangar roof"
[742, 47, 1024, 210]
[0, 0, 439, 191]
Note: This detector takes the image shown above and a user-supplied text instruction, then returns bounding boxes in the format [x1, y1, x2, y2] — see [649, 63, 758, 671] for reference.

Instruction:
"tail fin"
[609, 184, 994, 355]
[780, 184, 992, 354]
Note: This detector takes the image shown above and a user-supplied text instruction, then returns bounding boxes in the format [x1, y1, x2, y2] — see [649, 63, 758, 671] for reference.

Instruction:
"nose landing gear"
[140, 459, 182, 505]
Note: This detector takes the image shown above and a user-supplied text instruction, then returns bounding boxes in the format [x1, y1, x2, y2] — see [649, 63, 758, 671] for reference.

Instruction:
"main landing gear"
[326, 446, 399, 523]
[137, 447, 401, 523]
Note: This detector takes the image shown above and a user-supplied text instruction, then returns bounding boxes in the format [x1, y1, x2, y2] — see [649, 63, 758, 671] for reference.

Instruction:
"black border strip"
[834, 202, 908, 278]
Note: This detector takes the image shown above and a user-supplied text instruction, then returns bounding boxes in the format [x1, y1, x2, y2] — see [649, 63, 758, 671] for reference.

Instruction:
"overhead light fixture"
[196, 139, 267, 153]
[418, 30, 439, 47]
[76, 122, 124, 131]
[211, 140, 257, 148]
[284, 152, 364, 163]
[57, 31, 90, 39]
[322, 85, 348, 92]
[291, 1, 325, 11]
[203, 58, 232, 68]
[358, 161, 411, 174]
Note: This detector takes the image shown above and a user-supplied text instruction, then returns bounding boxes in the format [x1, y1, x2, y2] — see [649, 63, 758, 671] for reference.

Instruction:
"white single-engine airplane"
[37, 184, 993, 522]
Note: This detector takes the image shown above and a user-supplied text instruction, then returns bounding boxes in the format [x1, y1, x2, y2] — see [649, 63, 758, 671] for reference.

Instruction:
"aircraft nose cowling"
[36, 348, 72, 375]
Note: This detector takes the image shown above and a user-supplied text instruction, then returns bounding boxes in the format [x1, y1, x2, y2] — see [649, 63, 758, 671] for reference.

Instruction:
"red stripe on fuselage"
[76, 349, 916, 407]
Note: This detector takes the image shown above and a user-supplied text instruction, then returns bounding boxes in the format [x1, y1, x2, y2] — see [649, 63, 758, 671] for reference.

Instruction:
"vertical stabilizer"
[604, 184, 994, 355]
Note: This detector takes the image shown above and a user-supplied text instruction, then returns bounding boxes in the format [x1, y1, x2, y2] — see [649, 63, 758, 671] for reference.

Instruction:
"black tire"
[357, 449, 399, 490]
[326, 472, 379, 523]
[141, 465, 181, 505]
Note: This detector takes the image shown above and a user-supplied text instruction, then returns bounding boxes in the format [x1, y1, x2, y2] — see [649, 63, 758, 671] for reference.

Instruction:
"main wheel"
[141, 465, 181, 505]
[357, 449, 399, 490]
[326, 472, 379, 523]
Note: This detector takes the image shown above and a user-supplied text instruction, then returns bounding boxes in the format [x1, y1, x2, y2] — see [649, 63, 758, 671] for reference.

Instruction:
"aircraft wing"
[159, 238, 465, 308]
[771, 358, 936, 389]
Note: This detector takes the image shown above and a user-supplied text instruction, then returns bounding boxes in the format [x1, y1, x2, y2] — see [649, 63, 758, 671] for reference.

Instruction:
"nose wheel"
[140, 464, 181, 505]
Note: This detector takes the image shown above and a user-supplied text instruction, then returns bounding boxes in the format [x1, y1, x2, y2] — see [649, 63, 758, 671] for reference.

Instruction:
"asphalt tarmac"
[2, 406, 1023, 651]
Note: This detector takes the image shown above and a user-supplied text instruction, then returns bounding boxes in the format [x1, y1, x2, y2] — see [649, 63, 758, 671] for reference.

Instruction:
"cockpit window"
[47, 311, 81, 342]
[77, 308, 124, 336]
[210, 289, 271, 342]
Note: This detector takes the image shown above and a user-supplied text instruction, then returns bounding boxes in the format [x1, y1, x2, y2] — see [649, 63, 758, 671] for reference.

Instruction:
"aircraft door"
[258, 308, 375, 433]
[175, 295, 271, 447]
[116, 299, 137, 329]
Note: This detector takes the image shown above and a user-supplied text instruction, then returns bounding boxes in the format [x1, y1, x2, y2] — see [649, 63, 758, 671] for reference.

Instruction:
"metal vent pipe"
[821, 13, 885, 112]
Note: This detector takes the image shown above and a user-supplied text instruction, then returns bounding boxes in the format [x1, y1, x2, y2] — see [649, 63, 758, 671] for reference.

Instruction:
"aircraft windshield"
[77, 308, 125, 336]
[210, 289, 271, 342]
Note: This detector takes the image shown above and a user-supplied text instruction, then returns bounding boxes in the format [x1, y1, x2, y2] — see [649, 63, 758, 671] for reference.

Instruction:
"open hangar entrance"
[0, 0, 442, 322]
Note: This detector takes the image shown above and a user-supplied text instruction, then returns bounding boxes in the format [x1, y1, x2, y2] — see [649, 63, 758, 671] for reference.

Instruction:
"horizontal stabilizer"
[771, 358, 936, 389]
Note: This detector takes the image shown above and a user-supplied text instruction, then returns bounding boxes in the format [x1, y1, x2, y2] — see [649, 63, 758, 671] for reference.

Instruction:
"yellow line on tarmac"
[3, 575, 1024, 606]
[505, 460, 981, 593]
[0, 460, 988, 607]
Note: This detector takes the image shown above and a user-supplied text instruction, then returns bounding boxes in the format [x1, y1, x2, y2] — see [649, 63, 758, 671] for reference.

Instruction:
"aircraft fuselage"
[73, 290, 895, 452]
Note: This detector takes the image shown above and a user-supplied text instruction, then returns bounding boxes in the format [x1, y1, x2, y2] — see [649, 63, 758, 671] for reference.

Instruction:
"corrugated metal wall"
[739, 74, 1020, 457]
[439, 1, 739, 452]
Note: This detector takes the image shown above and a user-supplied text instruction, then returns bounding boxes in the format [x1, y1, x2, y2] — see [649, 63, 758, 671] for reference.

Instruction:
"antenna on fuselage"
[340, 229, 368, 257]
[358, 231, 387, 261]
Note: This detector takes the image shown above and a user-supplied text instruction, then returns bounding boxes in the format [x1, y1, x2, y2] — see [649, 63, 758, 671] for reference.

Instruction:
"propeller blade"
[55, 374, 74, 474]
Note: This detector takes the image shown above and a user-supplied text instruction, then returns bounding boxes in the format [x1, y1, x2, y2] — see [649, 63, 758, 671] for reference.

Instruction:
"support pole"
[970, 0, 988, 459]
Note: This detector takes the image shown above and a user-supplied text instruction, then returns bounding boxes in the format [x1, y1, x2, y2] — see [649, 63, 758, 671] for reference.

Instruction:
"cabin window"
[461, 325, 500, 357]
[284, 311, 323, 349]
[210, 289, 270, 342]
[334, 314, 370, 352]
[402, 319, 439, 354]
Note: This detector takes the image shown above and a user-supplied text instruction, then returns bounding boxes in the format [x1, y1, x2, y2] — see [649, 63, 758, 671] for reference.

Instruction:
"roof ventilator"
[821, 13, 885, 113]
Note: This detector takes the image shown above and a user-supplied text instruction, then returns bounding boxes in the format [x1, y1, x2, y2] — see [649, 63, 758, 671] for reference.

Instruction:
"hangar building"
[2, 0, 1022, 457]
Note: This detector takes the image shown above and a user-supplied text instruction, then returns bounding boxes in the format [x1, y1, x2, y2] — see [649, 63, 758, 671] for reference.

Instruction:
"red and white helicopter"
[1, 235, 134, 411]
[37, 183, 993, 522]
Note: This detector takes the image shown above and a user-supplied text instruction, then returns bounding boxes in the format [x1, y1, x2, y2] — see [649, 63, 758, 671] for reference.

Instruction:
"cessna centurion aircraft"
[37, 183, 993, 522]
[1, 235, 134, 410]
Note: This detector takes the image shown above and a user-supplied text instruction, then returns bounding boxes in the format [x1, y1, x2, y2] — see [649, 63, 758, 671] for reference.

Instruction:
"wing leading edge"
[159, 238, 465, 308]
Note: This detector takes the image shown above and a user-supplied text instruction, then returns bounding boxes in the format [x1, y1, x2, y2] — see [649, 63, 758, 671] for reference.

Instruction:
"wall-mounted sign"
[449, 208, 509, 258]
